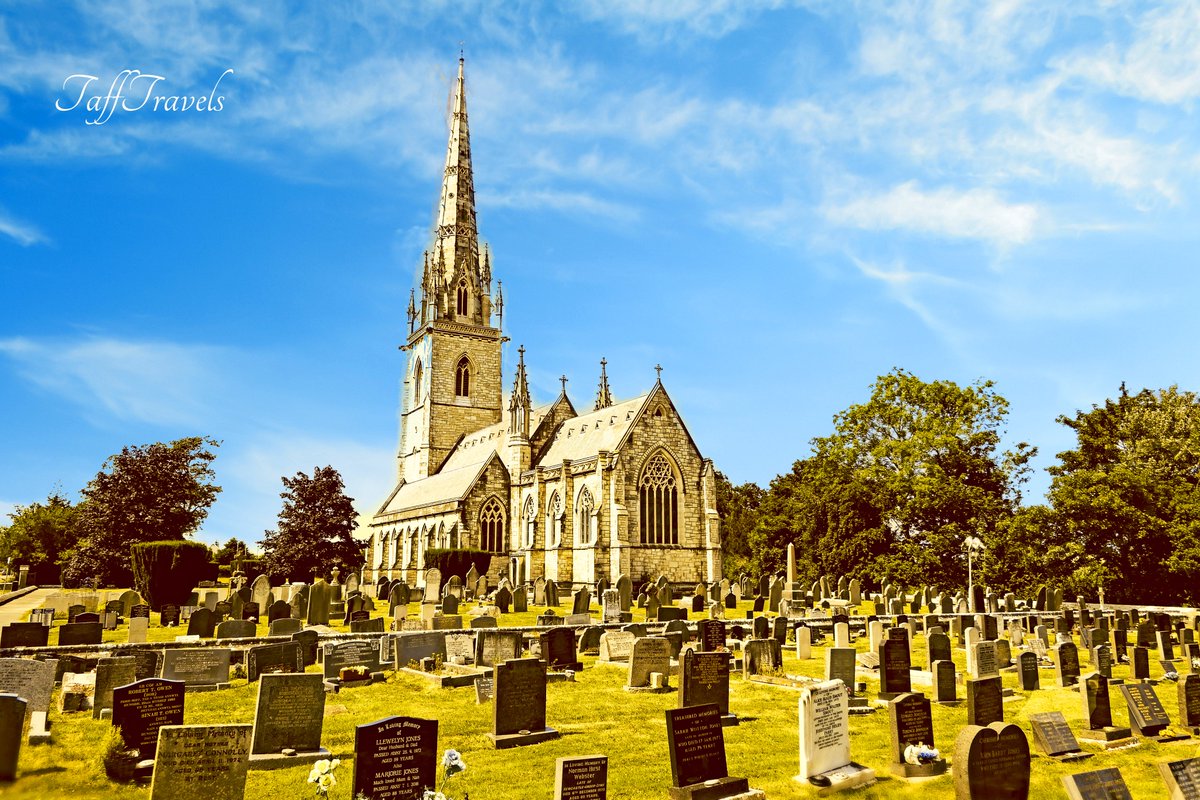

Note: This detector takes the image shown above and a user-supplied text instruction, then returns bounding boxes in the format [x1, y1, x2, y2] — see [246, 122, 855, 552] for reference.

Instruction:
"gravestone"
[352, 716, 438, 800]
[112, 678, 185, 759]
[394, 631, 448, 669]
[598, 631, 636, 663]
[927, 631, 951, 671]
[1056, 641, 1081, 687]
[0, 658, 56, 743]
[149, 724, 252, 800]
[475, 630, 523, 668]
[0, 622, 49, 649]
[888, 692, 946, 777]
[966, 676, 1004, 727]
[1132, 646, 1150, 680]
[1120, 682, 1172, 737]
[489, 657, 560, 748]
[698, 620, 726, 652]
[1179, 674, 1200, 733]
[1030, 711, 1090, 760]
[666, 703, 752, 797]
[743, 638, 783, 677]
[0, 694, 25, 781]
[132, 650, 164, 682]
[322, 639, 383, 679]
[93, 656, 138, 719]
[445, 632, 475, 665]
[1077, 671, 1131, 744]
[159, 605, 181, 628]
[57, 621, 102, 646]
[953, 722, 1031, 800]
[541, 628, 582, 672]
[556, 754, 608, 800]
[250, 673, 329, 764]
[627, 636, 673, 691]
[215, 619, 256, 639]
[161, 648, 231, 687]
[798, 680, 874, 789]
[351, 616, 385, 634]
[186, 607, 216, 638]
[269, 617, 302, 636]
[1062, 768, 1133, 800]
[933, 659, 957, 703]
[266, 600, 291, 624]
[972, 640, 999, 679]
[292, 630, 319, 667]
[878, 638, 912, 699]
[1018, 651, 1040, 691]
[246, 642, 304, 682]
[679, 649, 733, 721]
[1158, 758, 1200, 800]
[307, 582, 331, 626]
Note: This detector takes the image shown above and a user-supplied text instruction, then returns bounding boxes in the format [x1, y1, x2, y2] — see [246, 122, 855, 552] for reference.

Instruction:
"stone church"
[364, 60, 722, 590]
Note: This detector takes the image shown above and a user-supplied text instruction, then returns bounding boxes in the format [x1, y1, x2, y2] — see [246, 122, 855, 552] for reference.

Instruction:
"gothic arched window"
[577, 487, 595, 545]
[413, 359, 423, 405]
[639, 452, 679, 545]
[523, 495, 536, 548]
[480, 497, 505, 553]
[457, 281, 469, 315]
[455, 357, 470, 397]
[547, 491, 563, 547]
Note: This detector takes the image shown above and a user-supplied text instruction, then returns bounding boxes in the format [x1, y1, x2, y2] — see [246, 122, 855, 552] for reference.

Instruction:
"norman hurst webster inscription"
[55, 69, 233, 125]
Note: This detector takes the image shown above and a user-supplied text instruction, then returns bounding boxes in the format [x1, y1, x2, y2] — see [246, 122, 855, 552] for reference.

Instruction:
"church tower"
[397, 58, 503, 481]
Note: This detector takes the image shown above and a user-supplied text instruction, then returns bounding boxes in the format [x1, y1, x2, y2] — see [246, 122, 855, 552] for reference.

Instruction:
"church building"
[365, 60, 722, 590]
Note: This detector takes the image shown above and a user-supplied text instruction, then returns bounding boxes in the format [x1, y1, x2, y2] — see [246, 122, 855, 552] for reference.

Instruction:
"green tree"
[213, 537, 251, 566]
[748, 369, 1034, 590]
[1047, 384, 1200, 604]
[715, 470, 764, 579]
[61, 436, 221, 587]
[259, 466, 363, 583]
[0, 491, 80, 584]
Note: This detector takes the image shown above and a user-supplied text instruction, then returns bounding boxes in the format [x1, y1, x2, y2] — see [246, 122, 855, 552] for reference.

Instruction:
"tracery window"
[480, 497, 505, 553]
[523, 495, 536, 548]
[413, 359, 423, 405]
[457, 281, 469, 315]
[577, 487, 595, 545]
[547, 492, 563, 547]
[455, 357, 470, 397]
[639, 452, 679, 545]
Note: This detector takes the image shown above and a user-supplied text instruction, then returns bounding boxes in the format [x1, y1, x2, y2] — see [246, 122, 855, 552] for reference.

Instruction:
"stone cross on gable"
[560, 375, 568, 391]
[655, 364, 663, 380]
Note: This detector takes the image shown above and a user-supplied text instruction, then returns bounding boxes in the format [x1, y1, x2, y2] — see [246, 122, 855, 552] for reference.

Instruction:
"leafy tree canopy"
[62, 436, 220, 587]
[259, 465, 363, 583]
[715, 470, 764, 578]
[747, 369, 1034, 590]
[1047, 384, 1200, 604]
[0, 491, 80, 584]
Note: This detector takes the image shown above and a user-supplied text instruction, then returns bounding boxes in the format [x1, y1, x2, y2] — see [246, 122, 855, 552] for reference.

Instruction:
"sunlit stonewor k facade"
[366, 60, 721, 589]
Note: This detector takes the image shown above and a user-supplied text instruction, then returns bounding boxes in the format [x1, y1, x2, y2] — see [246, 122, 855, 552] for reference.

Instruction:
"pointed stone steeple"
[594, 357, 613, 410]
[508, 345, 531, 440]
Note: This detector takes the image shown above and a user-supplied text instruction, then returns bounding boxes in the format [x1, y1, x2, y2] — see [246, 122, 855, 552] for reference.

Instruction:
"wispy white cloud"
[577, 0, 788, 41]
[0, 207, 49, 246]
[825, 182, 1040, 246]
[0, 336, 233, 426]
[847, 254, 969, 353]
[480, 188, 638, 223]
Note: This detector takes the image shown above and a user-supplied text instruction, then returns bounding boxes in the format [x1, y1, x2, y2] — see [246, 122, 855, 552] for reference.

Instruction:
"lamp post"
[964, 535, 984, 602]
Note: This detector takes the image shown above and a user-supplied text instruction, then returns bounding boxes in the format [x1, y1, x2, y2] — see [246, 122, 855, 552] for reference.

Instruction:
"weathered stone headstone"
[666, 703, 750, 795]
[0, 622, 49, 649]
[1018, 651, 1040, 691]
[159, 604, 181, 628]
[598, 631, 635, 663]
[1179, 674, 1200, 733]
[965, 676, 1004, 727]
[1120, 682, 1172, 737]
[57, 621, 102, 646]
[953, 722, 1031, 800]
[394, 631, 448, 669]
[215, 619, 256, 639]
[1158, 757, 1200, 800]
[933, 659, 957, 703]
[149, 724, 252, 800]
[93, 656, 138, 719]
[679, 649, 732, 720]
[246, 642, 304, 682]
[489, 657, 559, 748]
[250, 673, 329, 763]
[161, 648, 230, 688]
[888, 692, 946, 777]
[878, 638, 912, 699]
[541, 627, 582, 672]
[352, 715, 438, 800]
[186, 607, 216, 638]
[0, 658, 56, 743]
[743, 638, 783, 677]
[1056, 641, 1081, 687]
[0, 694, 25, 781]
[323, 639, 382, 679]
[1062, 767, 1133, 800]
[627, 636, 672, 691]
[475, 630, 523, 668]
[112, 678, 185, 759]
[1029, 711, 1089, 759]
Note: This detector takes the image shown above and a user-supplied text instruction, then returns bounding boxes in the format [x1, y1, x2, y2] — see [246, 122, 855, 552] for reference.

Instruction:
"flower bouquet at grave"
[903, 743, 940, 766]
[101, 726, 146, 784]
[339, 664, 371, 682]
[308, 758, 341, 798]
[417, 749, 467, 800]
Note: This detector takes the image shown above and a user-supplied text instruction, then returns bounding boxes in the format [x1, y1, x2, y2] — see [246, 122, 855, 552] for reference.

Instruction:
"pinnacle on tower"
[594, 357, 613, 410]
[508, 344, 531, 438]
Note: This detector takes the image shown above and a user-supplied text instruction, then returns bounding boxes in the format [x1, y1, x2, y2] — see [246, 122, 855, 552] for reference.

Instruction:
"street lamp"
[964, 535, 984, 601]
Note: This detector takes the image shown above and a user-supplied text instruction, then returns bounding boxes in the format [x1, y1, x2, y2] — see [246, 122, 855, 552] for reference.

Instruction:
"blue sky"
[2, 2, 1199, 547]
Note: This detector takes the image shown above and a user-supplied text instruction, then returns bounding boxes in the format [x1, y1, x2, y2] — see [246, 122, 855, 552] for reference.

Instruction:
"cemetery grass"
[7, 600, 1199, 798]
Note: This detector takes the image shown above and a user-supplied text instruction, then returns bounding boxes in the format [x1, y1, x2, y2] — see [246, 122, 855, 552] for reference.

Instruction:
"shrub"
[423, 548, 493, 589]
[130, 541, 216, 609]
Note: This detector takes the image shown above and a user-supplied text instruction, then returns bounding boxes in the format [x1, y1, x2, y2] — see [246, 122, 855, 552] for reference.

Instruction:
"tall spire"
[508, 344, 531, 439]
[433, 57, 479, 291]
[594, 357, 613, 410]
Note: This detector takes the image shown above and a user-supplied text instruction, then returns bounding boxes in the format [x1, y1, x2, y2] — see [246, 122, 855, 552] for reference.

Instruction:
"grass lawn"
[5, 594, 1199, 798]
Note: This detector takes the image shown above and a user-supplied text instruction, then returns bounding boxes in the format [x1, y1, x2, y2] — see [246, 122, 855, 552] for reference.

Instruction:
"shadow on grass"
[16, 765, 67, 777]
